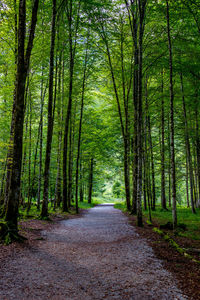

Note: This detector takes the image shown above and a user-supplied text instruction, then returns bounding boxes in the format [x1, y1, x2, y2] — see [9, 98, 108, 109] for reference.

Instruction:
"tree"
[4, 0, 39, 235]
[41, 0, 57, 218]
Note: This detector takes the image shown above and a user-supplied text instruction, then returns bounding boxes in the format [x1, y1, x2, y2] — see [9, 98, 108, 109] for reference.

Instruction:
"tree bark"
[41, 0, 57, 218]
[75, 34, 89, 213]
[62, 0, 80, 212]
[5, 0, 39, 229]
[166, 0, 177, 228]
[161, 70, 167, 210]
[54, 52, 63, 209]
[180, 72, 196, 213]
[195, 101, 200, 207]
[88, 158, 94, 204]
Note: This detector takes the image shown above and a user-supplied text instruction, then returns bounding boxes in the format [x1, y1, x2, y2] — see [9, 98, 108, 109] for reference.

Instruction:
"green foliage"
[114, 202, 127, 211]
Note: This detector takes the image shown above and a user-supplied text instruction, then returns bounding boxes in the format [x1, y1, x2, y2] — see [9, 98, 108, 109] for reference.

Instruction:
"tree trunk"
[79, 158, 84, 202]
[75, 35, 89, 213]
[132, 28, 138, 215]
[166, 0, 177, 228]
[136, 0, 147, 227]
[167, 114, 171, 207]
[37, 73, 46, 210]
[88, 158, 94, 204]
[67, 120, 73, 208]
[161, 70, 167, 210]
[54, 52, 63, 209]
[3, 0, 18, 215]
[5, 0, 39, 229]
[27, 94, 32, 212]
[180, 72, 196, 213]
[63, 1, 74, 212]
[41, 0, 56, 218]
[186, 153, 190, 208]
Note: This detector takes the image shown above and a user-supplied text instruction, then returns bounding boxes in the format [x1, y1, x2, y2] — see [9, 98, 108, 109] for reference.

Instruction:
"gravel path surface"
[0, 205, 187, 300]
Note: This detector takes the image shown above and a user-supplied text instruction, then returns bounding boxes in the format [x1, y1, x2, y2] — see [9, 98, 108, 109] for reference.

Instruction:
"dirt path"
[0, 205, 187, 300]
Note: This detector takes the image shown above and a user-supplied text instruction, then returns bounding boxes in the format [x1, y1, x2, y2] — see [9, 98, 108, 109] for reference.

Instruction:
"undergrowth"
[114, 202, 200, 241]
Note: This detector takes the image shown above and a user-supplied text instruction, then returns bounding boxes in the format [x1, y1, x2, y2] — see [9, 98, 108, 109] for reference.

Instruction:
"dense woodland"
[0, 0, 200, 238]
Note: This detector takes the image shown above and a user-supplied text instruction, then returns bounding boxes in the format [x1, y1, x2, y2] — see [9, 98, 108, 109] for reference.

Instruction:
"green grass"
[92, 196, 120, 204]
[114, 202, 200, 241]
[114, 202, 127, 211]
[77, 202, 96, 209]
[18, 200, 97, 221]
[147, 206, 200, 240]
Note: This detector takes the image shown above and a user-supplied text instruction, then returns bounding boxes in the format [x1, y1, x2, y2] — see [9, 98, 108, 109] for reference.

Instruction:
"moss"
[4, 233, 12, 245]
[0, 221, 27, 245]
[153, 226, 200, 264]
[153, 227, 164, 235]
[146, 220, 153, 226]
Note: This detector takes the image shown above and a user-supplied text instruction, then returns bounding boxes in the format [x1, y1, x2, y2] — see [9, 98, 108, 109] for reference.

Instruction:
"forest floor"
[0, 204, 196, 300]
[126, 212, 200, 300]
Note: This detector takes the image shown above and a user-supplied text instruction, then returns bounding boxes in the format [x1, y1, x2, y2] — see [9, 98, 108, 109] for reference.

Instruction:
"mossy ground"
[115, 202, 200, 241]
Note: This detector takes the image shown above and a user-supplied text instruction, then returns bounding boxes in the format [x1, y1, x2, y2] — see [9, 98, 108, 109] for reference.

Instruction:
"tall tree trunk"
[132, 24, 138, 215]
[20, 101, 29, 205]
[143, 77, 148, 212]
[67, 120, 73, 208]
[147, 116, 156, 210]
[62, 0, 80, 212]
[5, 0, 39, 230]
[167, 114, 171, 207]
[185, 153, 190, 207]
[75, 35, 89, 213]
[161, 70, 167, 210]
[3, 0, 18, 215]
[0, 162, 6, 199]
[180, 72, 196, 213]
[120, 20, 131, 211]
[166, 0, 177, 228]
[144, 115, 152, 222]
[195, 103, 200, 207]
[79, 157, 84, 202]
[41, 0, 56, 218]
[54, 52, 63, 209]
[63, 2, 73, 212]
[37, 73, 46, 210]
[27, 94, 32, 212]
[88, 158, 94, 204]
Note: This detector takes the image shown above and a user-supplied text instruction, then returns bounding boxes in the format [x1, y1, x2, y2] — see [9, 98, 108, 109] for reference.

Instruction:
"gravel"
[0, 205, 187, 299]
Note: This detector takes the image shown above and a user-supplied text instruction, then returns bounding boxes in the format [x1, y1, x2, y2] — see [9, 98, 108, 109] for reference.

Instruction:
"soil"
[126, 213, 200, 300]
[0, 205, 193, 299]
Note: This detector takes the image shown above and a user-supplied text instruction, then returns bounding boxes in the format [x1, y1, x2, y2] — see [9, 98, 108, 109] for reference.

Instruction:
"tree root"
[0, 222, 27, 245]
